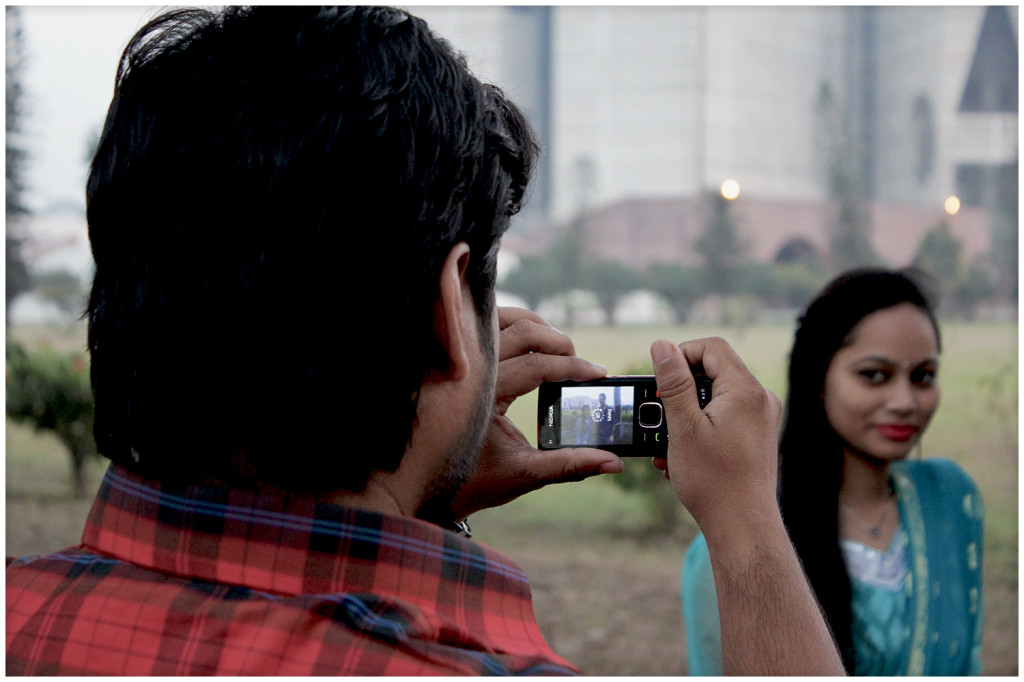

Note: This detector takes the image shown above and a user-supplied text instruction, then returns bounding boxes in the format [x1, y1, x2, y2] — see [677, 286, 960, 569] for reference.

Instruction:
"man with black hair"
[6, 6, 843, 675]
[594, 392, 616, 444]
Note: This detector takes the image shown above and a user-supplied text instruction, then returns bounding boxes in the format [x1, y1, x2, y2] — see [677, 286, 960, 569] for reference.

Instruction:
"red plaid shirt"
[6, 464, 577, 675]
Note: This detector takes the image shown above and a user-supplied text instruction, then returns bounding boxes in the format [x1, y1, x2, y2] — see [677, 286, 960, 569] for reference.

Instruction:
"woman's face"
[823, 303, 941, 464]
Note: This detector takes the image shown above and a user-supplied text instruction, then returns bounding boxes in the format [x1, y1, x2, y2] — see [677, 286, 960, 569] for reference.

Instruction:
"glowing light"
[720, 179, 741, 200]
[944, 195, 961, 215]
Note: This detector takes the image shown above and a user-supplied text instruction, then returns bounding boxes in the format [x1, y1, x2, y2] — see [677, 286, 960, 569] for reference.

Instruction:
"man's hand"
[649, 337, 782, 541]
[448, 308, 623, 520]
[649, 337, 844, 676]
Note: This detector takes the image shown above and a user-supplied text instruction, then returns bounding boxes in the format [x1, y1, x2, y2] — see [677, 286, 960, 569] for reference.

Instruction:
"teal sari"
[681, 459, 984, 675]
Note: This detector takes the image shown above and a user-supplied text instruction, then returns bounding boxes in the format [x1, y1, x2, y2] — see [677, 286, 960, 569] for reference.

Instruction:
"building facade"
[410, 5, 1016, 269]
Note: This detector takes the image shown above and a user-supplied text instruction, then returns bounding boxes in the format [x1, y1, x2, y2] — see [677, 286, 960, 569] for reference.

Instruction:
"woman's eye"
[912, 368, 938, 386]
[859, 369, 889, 384]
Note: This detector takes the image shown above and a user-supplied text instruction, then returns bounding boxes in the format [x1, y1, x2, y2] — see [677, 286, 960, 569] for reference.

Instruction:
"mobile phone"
[537, 375, 711, 456]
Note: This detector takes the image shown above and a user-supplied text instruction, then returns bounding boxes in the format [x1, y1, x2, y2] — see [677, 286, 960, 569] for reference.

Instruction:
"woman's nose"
[886, 379, 918, 414]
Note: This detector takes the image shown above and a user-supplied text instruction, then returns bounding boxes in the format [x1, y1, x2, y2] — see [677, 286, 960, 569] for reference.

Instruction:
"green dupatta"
[681, 458, 984, 675]
[890, 459, 984, 675]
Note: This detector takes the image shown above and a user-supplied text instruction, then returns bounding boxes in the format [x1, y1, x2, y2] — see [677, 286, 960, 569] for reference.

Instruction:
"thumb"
[651, 339, 699, 423]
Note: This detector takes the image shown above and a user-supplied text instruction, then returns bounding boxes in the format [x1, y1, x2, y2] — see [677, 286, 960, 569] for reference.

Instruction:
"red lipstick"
[877, 424, 919, 442]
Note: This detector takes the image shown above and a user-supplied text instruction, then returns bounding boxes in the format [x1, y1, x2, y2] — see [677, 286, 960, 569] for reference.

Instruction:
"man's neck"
[331, 477, 409, 517]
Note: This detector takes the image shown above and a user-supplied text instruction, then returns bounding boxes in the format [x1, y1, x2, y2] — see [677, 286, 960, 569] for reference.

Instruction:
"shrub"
[6, 342, 97, 497]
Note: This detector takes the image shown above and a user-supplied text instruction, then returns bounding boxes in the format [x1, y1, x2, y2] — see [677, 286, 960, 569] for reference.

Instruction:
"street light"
[944, 195, 961, 216]
[720, 179, 741, 200]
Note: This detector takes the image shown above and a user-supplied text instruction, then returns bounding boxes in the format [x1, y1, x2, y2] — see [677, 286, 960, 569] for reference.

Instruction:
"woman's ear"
[432, 242, 473, 382]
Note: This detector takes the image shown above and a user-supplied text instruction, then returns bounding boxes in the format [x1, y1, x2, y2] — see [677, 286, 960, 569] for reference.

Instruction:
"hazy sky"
[16, 6, 164, 213]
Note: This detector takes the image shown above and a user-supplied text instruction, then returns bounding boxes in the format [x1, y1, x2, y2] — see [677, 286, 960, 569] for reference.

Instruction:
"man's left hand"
[449, 307, 623, 519]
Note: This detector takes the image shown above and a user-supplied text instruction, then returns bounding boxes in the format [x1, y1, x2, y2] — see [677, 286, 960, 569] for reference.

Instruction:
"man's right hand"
[650, 337, 844, 676]
[649, 337, 782, 543]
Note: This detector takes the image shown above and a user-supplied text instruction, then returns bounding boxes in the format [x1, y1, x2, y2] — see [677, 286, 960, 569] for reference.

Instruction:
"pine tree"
[6, 7, 33, 325]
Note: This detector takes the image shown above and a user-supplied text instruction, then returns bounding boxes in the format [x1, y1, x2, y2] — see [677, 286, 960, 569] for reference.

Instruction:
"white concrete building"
[408, 5, 1017, 228]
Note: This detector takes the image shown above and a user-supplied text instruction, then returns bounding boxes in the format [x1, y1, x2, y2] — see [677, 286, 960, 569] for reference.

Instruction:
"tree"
[646, 263, 705, 323]
[913, 219, 963, 307]
[990, 159, 1018, 304]
[694, 190, 746, 295]
[580, 259, 642, 326]
[912, 221, 1002, 318]
[765, 262, 830, 310]
[34, 270, 88, 319]
[557, 156, 596, 326]
[814, 81, 878, 272]
[6, 342, 98, 498]
[6, 7, 33, 324]
[500, 252, 565, 311]
[952, 258, 998, 319]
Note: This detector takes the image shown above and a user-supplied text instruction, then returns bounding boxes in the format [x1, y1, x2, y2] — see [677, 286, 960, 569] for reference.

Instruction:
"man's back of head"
[85, 6, 539, 495]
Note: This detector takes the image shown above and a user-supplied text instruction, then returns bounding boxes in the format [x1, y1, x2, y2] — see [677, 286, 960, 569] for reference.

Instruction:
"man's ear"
[433, 242, 473, 382]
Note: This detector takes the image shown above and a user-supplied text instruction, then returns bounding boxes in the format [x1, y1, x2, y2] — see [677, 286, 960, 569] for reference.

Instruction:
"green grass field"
[504, 321, 1017, 533]
[6, 320, 1018, 674]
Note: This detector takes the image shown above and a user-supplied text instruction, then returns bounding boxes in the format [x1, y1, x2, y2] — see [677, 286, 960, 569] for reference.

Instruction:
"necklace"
[840, 499, 892, 538]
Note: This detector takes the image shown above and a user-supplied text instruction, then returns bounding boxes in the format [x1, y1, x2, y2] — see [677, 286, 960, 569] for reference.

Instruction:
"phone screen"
[537, 377, 667, 456]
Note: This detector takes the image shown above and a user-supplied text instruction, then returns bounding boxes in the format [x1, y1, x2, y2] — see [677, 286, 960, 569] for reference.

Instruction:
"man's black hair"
[86, 6, 538, 493]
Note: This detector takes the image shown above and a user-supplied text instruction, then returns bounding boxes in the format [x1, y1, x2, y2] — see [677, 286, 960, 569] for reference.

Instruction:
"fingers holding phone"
[494, 307, 607, 407]
[447, 307, 622, 519]
[650, 337, 782, 533]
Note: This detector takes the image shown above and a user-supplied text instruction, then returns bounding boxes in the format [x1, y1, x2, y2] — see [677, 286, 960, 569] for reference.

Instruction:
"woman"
[575, 404, 593, 444]
[682, 268, 984, 675]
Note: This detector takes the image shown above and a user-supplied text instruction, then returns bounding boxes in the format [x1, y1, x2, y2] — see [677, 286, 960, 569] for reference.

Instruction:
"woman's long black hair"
[777, 267, 941, 673]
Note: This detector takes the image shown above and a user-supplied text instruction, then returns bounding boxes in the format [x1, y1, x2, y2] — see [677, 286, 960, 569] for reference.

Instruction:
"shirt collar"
[84, 464, 527, 594]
